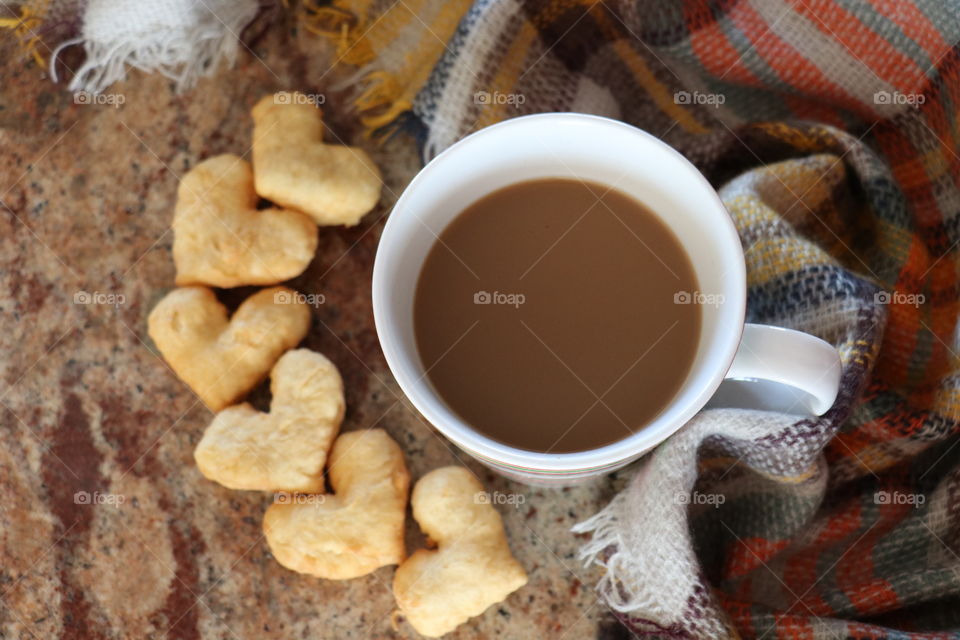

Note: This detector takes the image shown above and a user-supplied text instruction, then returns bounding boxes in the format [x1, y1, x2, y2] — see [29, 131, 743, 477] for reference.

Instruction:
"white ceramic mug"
[372, 113, 841, 486]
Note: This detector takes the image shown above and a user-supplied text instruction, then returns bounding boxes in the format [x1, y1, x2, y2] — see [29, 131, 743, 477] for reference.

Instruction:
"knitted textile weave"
[315, 0, 960, 637]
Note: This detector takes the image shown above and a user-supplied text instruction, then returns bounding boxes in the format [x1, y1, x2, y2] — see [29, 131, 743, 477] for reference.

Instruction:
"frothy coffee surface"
[413, 178, 701, 453]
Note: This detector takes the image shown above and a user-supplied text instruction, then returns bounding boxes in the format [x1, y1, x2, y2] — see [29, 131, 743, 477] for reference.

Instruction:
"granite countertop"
[0, 17, 631, 640]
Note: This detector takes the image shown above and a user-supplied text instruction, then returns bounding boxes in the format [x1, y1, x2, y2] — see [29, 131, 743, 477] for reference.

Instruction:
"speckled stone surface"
[0, 16, 633, 640]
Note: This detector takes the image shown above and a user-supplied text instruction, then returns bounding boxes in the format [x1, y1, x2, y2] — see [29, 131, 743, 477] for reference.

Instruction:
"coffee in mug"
[414, 178, 700, 452]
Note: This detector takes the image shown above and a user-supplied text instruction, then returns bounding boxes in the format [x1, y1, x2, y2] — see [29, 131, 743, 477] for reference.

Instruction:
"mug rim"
[372, 112, 746, 472]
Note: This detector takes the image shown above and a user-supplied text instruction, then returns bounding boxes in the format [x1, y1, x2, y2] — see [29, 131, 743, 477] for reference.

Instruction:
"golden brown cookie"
[393, 466, 527, 637]
[251, 92, 382, 226]
[147, 286, 310, 411]
[173, 154, 317, 288]
[194, 349, 344, 492]
[263, 429, 409, 579]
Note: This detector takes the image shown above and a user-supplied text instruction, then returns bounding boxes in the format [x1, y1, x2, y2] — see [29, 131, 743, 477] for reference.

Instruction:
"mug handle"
[720, 324, 842, 416]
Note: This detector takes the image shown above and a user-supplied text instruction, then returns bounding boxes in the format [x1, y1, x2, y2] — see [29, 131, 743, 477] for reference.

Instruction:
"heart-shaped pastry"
[393, 467, 527, 637]
[251, 93, 382, 226]
[263, 429, 409, 580]
[173, 154, 318, 288]
[194, 349, 344, 492]
[147, 286, 311, 411]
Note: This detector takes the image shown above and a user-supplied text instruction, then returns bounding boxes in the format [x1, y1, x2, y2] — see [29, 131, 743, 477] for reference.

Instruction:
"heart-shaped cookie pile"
[147, 92, 526, 638]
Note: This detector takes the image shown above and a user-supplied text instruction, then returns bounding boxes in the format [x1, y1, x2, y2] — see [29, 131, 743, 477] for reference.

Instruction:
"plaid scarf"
[318, 0, 960, 636]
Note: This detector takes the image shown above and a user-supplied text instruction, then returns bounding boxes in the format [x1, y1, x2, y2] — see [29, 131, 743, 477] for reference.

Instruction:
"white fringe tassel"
[570, 492, 641, 612]
[51, 0, 259, 94]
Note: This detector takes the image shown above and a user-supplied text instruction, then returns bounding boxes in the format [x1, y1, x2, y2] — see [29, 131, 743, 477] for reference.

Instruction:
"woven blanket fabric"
[319, 0, 960, 637]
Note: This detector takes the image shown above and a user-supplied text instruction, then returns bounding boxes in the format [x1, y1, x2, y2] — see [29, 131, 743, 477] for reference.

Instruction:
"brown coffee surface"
[413, 178, 701, 453]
